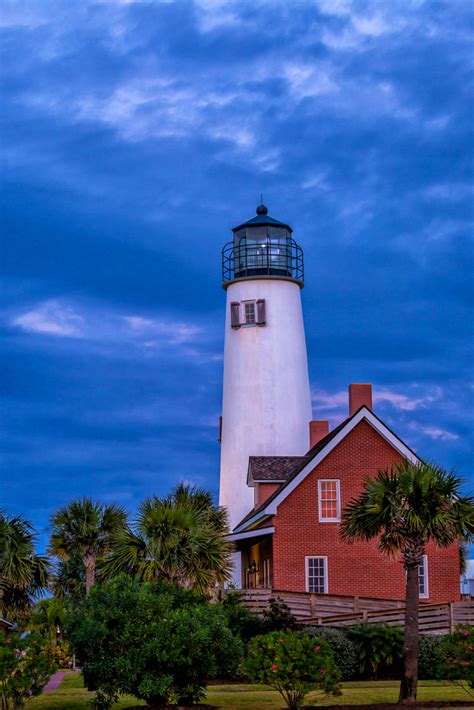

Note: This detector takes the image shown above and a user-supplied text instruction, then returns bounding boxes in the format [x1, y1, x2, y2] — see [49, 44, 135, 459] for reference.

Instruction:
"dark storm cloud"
[1, 0, 472, 550]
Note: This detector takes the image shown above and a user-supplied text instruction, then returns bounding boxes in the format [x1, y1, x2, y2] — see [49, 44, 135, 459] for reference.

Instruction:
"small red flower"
[6, 640, 11, 644]
[271, 664, 278, 670]
[313, 645, 320, 651]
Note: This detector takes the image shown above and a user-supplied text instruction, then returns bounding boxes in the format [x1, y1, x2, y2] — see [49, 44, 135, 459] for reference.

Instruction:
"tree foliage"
[245, 630, 340, 710]
[102, 483, 232, 593]
[341, 461, 474, 703]
[440, 625, 474, 688]
[0, 511, 49, 621]
[49, 498, 127, 596]
[347, 622, 404, 678]
[66, 575, 242, 709]
[0, 632, 56, 710]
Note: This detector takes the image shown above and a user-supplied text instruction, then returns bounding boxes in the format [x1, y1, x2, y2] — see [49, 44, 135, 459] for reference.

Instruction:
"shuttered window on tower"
[230, 302, 241, 328]
[243, 301, 256, 324]
[232, 299, 266, 328]
[256, 299, 266, 325]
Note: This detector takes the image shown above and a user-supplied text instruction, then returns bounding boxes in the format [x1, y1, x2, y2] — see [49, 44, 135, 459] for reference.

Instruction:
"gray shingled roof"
[248, 456, 310, 482]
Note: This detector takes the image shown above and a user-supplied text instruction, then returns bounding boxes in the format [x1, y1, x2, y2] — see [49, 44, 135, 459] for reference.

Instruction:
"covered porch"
[227, 527, 274, 589]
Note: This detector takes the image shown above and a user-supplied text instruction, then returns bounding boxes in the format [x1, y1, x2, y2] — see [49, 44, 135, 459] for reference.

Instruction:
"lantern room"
[222, 204, 304, 287]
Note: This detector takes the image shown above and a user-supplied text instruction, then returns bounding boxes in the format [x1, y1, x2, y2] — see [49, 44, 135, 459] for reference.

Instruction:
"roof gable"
[234, 406, 420, 533]
[247, 456, 310, 484]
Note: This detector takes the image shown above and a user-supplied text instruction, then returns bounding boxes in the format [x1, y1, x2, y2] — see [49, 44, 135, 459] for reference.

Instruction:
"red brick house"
[228, 384, 460, 603]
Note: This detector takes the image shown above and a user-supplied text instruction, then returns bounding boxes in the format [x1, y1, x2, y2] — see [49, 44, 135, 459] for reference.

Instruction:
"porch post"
[229, 550, 242, 588]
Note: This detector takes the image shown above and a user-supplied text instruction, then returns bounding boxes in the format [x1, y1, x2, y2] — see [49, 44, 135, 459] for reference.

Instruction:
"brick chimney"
[349, 384, 372, 416]
[309, 420, 329, 447]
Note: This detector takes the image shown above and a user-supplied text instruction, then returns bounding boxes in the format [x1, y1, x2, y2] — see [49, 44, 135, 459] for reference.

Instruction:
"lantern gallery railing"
[222, 237, 304, 285]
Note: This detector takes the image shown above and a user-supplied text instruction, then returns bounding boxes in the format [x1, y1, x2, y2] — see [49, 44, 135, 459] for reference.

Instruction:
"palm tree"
[49, 499, 127, 596]
[103, 483, 232, 593]
[0, 511, 49, 620]
[51, 553, 86, 600]
[340, 461, 474, 704]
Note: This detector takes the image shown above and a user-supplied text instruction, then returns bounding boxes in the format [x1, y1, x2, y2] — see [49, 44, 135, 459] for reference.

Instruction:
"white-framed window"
[242, 300, 256, 325]
[418, 555, 429, 598]
[318, 480, 341, 522]
[305, 556, 328, 594]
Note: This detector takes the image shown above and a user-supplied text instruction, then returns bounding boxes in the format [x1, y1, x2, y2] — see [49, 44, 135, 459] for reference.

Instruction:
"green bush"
[220, 590, 265, 644]
[304, 626, 358, 680]
[66, 576, 243, 708]
[418, 635, 449, 679]
[440, 624, 474, 687]
[245, 630, 340, 710]
[0, 632, 57, 710]
[347, 622, 404, 679]
[262, 597, 298, 632]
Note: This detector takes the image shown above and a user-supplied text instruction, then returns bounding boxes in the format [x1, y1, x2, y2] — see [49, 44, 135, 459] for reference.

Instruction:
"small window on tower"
[243, 301, 256, 325]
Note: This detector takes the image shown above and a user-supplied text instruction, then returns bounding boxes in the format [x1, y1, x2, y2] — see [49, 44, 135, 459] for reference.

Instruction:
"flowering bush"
[440, 625, 474, 687]
[244, 630, 340, 710]
[0, 632, 56, 710]
[304, 626, 358, 680]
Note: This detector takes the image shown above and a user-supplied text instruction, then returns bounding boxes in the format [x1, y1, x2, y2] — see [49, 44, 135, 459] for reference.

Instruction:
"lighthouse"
[219, 203, 313, 581]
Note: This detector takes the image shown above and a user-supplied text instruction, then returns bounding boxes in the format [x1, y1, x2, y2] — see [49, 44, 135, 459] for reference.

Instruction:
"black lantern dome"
[222, 204, 304, 288]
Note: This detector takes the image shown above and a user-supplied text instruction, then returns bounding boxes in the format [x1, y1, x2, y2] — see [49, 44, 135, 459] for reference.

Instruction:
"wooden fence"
[234, 589, 474, 636]
[237, 589, 404, 621]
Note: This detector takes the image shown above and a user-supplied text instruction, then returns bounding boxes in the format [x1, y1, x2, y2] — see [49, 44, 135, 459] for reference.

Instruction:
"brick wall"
[272, 419, 460, 602]
[255, 482, 282, 507]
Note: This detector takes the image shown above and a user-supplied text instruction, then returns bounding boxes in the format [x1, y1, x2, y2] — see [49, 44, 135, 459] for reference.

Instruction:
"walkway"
[43, 671, 66, 692]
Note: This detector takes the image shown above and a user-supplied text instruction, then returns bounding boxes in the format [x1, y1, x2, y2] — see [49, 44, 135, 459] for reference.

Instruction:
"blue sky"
[1, 0, 473, 551]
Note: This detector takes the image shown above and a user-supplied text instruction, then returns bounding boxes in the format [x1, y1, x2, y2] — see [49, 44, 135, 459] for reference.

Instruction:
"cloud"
[312, 385, 444, 415]
[12, 300, 84, 338]
[409, 423, 460, 442]
[423, 183, 474, 202]
[123, 315, 201, 344]
[193, 0, 245, 33]
[375, 387, 443, 411]
[10, 299, 204, 350]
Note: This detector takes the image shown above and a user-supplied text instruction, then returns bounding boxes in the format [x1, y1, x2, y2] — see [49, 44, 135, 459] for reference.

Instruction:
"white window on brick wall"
[418, 555, 429, 598]
[318, 480, 341, 522]
[305, 556, 328, 594]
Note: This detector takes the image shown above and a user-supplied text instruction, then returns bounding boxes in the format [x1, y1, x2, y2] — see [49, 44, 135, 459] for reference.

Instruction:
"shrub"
[347, 622, 404, 679]
[440, 624, 474, 687]
[0, 632, 57, 710]
[66, 576, 243, 709]
[304, 626, 358, 680]
[245, 630, 340, 710]
[220, 590, 265, 643]
[262, 597, 298, 632]
[418, 635, 449, 680]
[45, 639, 72, 668]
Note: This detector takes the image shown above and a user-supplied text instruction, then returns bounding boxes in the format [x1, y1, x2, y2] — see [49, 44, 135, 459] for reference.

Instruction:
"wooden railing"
[234, 589, 474, 636]
[306, 601, 474, 636]
[235, 589, 404, 620]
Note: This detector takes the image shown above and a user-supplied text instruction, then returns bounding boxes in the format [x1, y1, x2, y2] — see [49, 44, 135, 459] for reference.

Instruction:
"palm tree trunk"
[399, 563, 419, 704]
[84, 553, 96, 596]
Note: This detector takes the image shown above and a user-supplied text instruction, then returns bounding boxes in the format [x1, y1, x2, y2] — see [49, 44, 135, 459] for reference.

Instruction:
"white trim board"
[227, 526, 275, 542]
[236, 407, 420, 531]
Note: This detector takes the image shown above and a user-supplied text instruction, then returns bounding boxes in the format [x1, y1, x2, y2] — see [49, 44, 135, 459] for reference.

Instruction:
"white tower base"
[219, 277, 312, 536]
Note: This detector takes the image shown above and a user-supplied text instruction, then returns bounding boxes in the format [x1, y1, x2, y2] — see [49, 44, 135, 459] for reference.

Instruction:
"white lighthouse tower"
[219, 203, 312, 579]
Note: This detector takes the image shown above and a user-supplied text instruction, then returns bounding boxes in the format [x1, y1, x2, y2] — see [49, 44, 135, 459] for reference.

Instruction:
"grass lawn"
[25, 672, 474, 709]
